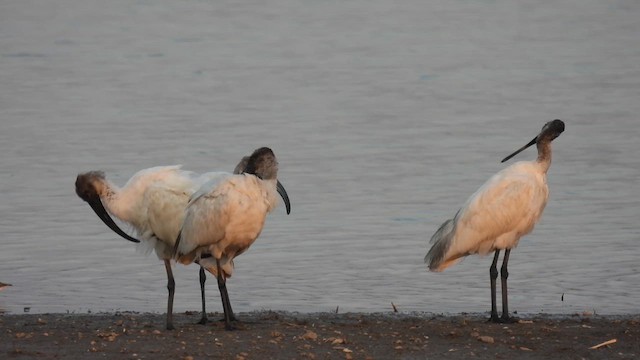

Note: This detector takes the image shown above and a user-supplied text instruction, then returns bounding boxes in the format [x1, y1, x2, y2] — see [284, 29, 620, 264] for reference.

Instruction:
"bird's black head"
[75, 171, 105, 202]
[244, 147, 278, 180]
[501, 119, 566, 163]
[537, 119, 565, 143]
[243, 147, 291, 214]
[75, 170, 141, 243]
[233, 156, 250, 175]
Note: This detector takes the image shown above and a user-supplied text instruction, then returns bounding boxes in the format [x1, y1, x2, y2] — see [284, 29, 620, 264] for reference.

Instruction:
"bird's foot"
[499, 315, 520, 324]
[488, 312, 519, 323]
[488, 313, 501, 323]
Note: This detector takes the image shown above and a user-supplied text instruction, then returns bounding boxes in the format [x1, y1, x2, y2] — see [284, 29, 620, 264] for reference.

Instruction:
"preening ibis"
[425, 119, 565, 322]
[75, 158, 249, 329]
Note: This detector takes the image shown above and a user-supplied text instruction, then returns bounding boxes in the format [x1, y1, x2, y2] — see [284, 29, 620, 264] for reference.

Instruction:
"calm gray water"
[1, 0, 639, 316]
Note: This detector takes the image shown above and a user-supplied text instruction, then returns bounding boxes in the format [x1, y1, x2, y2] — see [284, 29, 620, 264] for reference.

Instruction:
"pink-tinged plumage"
[425, 119, 565, 323]
[174, 147, 291, 330]
[76, 165, 234, 257]
[75, 162, 245, 330]
[427, 161, 549, 272]
[176, 174, 278, 276]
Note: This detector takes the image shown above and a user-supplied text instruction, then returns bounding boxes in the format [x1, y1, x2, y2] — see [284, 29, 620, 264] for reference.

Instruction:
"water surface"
[1, 0, 639, 315]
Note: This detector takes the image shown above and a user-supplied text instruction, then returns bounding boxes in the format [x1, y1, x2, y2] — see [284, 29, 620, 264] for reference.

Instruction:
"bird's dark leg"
[216, 267, 236, 323]
[197, 266, 208, 325]
[489, 250, 500, 323]
[164, 260, 176, 330]
[225, 293, 237, 322]
[500, 249, 518, 323]
[216, 260, 235, 330]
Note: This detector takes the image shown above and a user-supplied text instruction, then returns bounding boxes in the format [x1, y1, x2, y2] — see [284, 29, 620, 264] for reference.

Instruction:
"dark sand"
[1, 311, 638, 359]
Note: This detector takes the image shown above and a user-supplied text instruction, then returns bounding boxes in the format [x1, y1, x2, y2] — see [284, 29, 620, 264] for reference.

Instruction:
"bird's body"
[427, 161, 549, 272]
[139, 169, 232, 259]
[175, 147, 291, 330]
[77, 166, 230, 258]
[176, 173, 279, 276]
[425, 119, 565, 322]
[76, 164, 241, 329]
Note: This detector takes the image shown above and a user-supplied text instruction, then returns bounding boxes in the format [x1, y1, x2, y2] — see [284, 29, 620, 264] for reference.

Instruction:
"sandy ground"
[1, 311, 639, 359]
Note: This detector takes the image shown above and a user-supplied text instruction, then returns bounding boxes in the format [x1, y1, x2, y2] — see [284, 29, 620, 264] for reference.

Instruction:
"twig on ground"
[589, 339, 617, 350]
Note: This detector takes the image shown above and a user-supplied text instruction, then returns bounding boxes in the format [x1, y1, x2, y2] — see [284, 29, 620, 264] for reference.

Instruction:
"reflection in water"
[0, 282, 12, 292]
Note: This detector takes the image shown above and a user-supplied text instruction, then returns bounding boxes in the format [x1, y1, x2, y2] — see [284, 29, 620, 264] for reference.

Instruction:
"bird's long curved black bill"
[276, 180, 291, 215]
[501, 137, 537, 163]
[87, 198, 140, 243]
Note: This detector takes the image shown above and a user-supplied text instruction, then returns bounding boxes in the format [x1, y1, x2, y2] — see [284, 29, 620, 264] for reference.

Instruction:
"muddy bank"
[1, 311, 639, 359]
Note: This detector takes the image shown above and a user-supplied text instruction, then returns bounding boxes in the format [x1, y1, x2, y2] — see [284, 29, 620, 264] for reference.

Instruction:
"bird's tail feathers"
[424, 217, 457, 272]
[135, 232, 157, 256]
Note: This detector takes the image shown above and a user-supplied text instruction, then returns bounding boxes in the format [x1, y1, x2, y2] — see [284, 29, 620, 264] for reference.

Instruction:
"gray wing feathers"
[424, 209, 460, 271]
[188, 174, 232, 206]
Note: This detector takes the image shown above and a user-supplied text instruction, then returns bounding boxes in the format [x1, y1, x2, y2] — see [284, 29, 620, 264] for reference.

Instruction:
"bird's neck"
[536, 141, 552, 173]
[98, 179, 136, 224]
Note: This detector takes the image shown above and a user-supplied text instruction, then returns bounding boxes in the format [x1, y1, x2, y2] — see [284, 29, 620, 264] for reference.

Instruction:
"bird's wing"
[188, 172, 233, 205]
[176, 174, 272, 264]
[123, 165, 183, 189]
[177, 176, 240, 257]
[450, 167, 548, 257]
[143, 183, 192, 254]
[118, 166, 185, 224]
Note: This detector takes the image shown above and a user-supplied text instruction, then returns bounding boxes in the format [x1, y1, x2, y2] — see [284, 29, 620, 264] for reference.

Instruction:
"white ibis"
[75, 157, 256, 329]
[175, 147, 291, 330]
[425, 119, 565, 322]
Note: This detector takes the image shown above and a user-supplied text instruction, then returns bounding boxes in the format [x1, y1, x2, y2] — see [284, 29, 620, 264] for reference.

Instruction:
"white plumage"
[75, 161, 245, 330]
[175, 147, 291, 330]
[428, 161, 549, 271]
[139, 169, 232, 259]
[425, 119, 565, 322]
[177, 175, 277, 275]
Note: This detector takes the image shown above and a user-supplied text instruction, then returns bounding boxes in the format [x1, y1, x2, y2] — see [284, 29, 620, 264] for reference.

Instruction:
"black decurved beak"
[501, 136, 537, 163]
[86, 197, 140, 243]
[276, 180, 291, 215]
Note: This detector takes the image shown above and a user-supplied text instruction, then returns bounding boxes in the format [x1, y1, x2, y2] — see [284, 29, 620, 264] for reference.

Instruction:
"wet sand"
[1, 311, 638, 359]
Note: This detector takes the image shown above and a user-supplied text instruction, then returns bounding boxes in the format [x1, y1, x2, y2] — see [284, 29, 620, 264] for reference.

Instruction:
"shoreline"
[2, 311, 639, 359]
